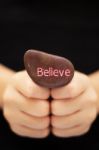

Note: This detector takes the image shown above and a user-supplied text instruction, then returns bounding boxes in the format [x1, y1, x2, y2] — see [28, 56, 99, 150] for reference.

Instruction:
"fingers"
[52, 124, 90, 138]
[20, 99, 49, 117]
[51, 80, 97, 138]
[11, 124, 49, 138]
[12, 71, 50, 99]
[51, 108, 97, 129]
[3, 70, 51, 138]
[51, 98, 81, 116]
[4, 107, 50, 130]
[3, 85, 50, 138]
[3, 70, 98, 138]
[51, 87, 97, 116]
[19, 113, 50, 130]
[3, 86, 49, 117]
[51, 71, 90, 99]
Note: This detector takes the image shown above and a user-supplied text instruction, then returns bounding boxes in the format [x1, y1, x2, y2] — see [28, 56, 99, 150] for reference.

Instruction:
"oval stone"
[24, 50, 74, 88]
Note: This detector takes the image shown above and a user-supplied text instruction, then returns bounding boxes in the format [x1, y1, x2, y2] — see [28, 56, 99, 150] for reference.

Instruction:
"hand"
[3, 71, 50, 138]
[51, 71, 98, 137]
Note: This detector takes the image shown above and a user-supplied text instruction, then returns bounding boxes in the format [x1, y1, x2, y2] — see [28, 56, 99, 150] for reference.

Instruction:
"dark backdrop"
[0, 1, 99, 149]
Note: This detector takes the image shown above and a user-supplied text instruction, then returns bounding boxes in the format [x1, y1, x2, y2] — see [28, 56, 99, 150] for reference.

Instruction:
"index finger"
[12, 71, 50, 100]
[51, 71, 90, 99]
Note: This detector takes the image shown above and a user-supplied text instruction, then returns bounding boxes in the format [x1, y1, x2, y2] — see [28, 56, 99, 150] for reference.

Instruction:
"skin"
[51, 71, 98, 137]
[0, 64, 99, 138]
[2, 70, 50, 138]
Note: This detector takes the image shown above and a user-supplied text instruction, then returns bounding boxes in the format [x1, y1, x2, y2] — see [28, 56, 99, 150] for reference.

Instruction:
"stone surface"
[24, 50, 74, 88]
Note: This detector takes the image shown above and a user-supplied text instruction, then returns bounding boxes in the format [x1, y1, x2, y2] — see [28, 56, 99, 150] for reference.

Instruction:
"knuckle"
[10, 125, 23, 137]
[21, 82, 34, 98]
[12, 71, 33, 98]
[25, 82, 35, 98]
[90, 92, 98, 104]
[3, 108, 15, 125]
[66, 83, 77, 98]
[86, 88, 98, 105]
[87, 108, 97, 123]
[11, 72, 22, 84]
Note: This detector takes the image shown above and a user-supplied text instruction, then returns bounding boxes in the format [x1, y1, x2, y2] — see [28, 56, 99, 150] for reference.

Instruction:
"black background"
[0, 1, 99, 149]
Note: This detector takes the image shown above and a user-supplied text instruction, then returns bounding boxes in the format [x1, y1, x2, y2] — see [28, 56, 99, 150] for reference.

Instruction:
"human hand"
[51, 71, 98, 137]
[3, 71, 50, 138]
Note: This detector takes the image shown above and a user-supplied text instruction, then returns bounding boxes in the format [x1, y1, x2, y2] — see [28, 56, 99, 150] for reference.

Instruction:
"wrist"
[0, 64, 15, 109]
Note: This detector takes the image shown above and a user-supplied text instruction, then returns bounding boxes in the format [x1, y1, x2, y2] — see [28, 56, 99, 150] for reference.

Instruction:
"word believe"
[37, 67, 71, 77]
